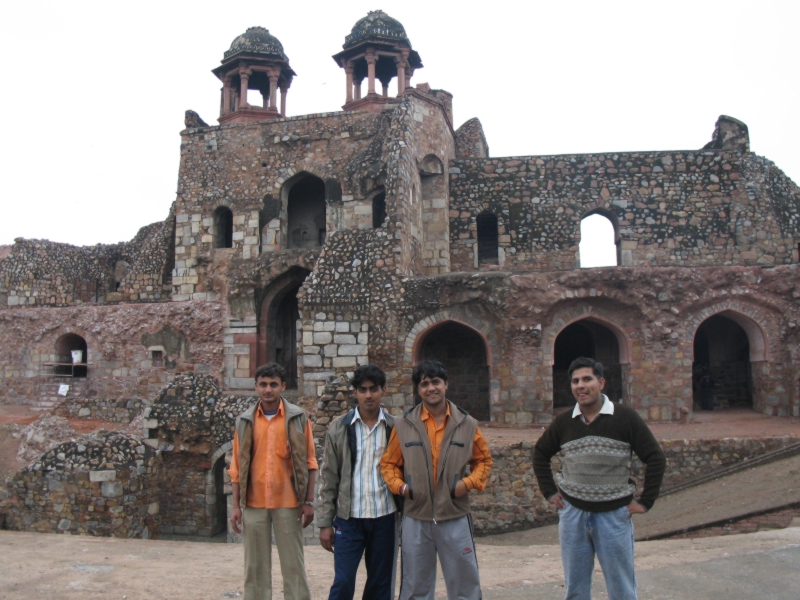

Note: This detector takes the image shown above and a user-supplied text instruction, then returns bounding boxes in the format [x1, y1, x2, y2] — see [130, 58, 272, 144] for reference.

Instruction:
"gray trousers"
[399, 514, 482, 600]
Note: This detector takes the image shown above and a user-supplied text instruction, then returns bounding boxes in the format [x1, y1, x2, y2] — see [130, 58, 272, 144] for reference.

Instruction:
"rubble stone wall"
[54, 397, 145, 423]
[472, 435, 799, 534]
[4, 432, 160, 538]
[0, 301, 226, 404]
[449, 152, 800, 272]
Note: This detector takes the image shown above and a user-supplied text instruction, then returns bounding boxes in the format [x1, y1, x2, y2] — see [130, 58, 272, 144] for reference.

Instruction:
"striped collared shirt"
[350, 407, 396, 519]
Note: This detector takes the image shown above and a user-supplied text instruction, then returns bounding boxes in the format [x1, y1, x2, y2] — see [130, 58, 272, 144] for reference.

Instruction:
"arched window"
[580, 213, 618, 267]
[55, 333, 88, 377]
[372, 192, 387, 229]
[286, 175, 326, 248]
[213, 207, 233, 249]
[477, 212, 499, 265]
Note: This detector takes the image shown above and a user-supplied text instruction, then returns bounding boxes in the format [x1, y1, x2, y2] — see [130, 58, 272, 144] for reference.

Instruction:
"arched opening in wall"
[580, 212, 618, 268]
[213, 207, 234, 249]
[477, 211, 499, 265]
[372, 191, 387, 229]
[257, 267, 312, 389]
[54, 333, 88, 377]
[416, 321, 490, 421]
[211, 455, 229, 536]
[552, 320, 625, 411]
[693, 313, 758, 410]
[286, 174, 326, 249]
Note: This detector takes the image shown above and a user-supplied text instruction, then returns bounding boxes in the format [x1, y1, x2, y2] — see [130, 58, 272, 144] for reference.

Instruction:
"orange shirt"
[229, 400, 318, 509]
[381, 403, 492, 495]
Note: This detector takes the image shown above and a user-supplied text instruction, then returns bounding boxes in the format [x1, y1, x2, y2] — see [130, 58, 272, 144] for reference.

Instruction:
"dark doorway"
[693, 315, 753, 409]
[477, 212, 499, 265]
[258, 268, 311, 389]
[214, 207, 233, 249]
[212, 456, 228, 536]
[287, 175, 326, 248]
[552, 320, 623, 409]
[417, 322, 490, 421]
[54, 333, 88, 377]
[372, 192, 387, 229]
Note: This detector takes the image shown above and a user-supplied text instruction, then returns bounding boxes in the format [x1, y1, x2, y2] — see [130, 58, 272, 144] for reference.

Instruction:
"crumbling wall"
[4, 431, 160, 538]
[449, 150, 800, 272]
[455, 117, 489, 159]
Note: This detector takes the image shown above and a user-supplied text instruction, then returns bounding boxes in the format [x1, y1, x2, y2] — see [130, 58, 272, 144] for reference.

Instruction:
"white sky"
[0, 1, 797, 247]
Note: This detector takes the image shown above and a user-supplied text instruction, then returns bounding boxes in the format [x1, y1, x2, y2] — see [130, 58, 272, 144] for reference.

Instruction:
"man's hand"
[626, 500, 646, 515]
[549, 492, 566, 510]
[230, 506, 243, 534]
[298, 504, 315, 528]
[454, 480, 469, 498]
[319, 526, 335, 552]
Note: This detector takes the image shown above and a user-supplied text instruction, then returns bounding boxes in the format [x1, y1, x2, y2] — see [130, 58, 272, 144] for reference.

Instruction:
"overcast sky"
[0, 0, 797, 247]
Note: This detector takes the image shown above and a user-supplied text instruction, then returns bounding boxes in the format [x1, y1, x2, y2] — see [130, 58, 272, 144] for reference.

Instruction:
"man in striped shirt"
[318, 364, 398, 600]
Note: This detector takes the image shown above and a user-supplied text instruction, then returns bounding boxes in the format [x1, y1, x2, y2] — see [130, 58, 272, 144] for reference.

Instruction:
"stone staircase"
[30, 378, 88, 413]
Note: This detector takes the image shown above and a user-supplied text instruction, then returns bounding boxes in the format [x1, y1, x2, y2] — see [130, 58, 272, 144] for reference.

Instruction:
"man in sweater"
[381, 360, 493, 600]
[533, 357, 666, 600]
[317, 364, 398, 600]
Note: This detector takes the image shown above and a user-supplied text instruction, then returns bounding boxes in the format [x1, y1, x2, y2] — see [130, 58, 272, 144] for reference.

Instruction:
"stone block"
[313, 332, 333, 344]
[303, 355, 323, 367]
[338, 344, 366, 356]
[332, 356, 357, 368]
[89, 470, 117, 482]
[333, 334, 356, 344]
[101, 481, 123, 498]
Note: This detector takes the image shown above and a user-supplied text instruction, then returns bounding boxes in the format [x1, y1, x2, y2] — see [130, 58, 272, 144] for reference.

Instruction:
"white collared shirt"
[572, 394, 615, 424]
[350, 407, 396, 519]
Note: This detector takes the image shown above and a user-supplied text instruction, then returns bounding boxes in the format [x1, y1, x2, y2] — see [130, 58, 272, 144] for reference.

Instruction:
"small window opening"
[214, 207, 234, 249]
[372, 192, 387, 228]
[477, 212, 499, 265]
[151, 350, 164, 368]
[580, 213, 618, 267]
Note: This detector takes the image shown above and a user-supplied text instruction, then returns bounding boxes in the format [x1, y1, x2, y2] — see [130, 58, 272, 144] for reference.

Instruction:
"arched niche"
[413, 320, 491, 421]
[213, 206, 234, 249]
[371, 189, 387, 229]
[579, 209, 619, 268]
[284, 173, 327, 249]
[55, 333, 88, 377]
[551, 317, 630, 410]
[692, 310, 766, 410]
[476, 211, 499, 265]
[257, 267, 311, 389]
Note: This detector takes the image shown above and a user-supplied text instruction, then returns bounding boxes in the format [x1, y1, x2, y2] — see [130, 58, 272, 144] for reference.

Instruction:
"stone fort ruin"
[2, 11, 800, 539]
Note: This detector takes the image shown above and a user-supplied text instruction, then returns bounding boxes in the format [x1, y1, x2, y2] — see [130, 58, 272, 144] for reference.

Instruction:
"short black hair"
[351, 364, 387, 388]
[254, 362, 286, 383]
[412, 360, 448, 387]
[567, 357, 604, 381]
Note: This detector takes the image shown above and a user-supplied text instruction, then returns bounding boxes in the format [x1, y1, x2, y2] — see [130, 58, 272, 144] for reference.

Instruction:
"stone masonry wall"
[449, 151, 800, 272]
[54, 397, 145, 423]
[0, 300, 226, 404]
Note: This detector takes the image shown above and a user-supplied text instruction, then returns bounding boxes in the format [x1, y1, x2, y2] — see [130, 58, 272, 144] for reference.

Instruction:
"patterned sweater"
[533, 400, 666, 512]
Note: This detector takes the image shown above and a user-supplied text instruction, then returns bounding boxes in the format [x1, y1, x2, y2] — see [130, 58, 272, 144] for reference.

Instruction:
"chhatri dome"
[344, 10, 411, 49]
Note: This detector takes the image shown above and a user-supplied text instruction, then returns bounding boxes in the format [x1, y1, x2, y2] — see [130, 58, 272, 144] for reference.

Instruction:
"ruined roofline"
[181, 108, 386, 134]
[451, 148, 750, 163]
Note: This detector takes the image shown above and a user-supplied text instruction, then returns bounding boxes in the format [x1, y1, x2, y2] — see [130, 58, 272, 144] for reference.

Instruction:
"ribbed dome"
[344, 10, 409, 48]
[224, 27, 288, 61]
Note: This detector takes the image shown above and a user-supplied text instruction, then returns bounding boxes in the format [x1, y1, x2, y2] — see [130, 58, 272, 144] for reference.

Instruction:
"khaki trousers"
[243, 507, 311, 600]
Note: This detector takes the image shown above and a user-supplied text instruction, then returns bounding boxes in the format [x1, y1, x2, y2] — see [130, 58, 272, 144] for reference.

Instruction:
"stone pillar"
[280, 83, 288, 117]
[395, 58, 406, 96]
[345, 63, 354, 103]
[354, 77, 363, 100]
[366, 48, 376, 95]
[222, 78, 232, 114]
[268, 72, 279, 111]
[239, 68, 250, 108]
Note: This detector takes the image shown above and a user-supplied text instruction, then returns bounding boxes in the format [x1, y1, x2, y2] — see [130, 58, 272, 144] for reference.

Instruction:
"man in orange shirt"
[381, 360, 492, 600]
[229, 362, 318, 600]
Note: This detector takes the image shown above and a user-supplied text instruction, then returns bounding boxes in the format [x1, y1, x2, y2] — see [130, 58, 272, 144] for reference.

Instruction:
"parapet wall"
[449, 151, 800, 272]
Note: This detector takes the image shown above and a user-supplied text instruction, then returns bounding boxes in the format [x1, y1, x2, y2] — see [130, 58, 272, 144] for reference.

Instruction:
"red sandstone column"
[345, 63, 354, 104]
[222, 78, 232, 114]
[395, 58, 406, 97]
[354, 77, 363, 100]
[366, 48, 376, 95]
[239, 67, 250, 108]
[268, 72, 279, 111]
[280, 83, 288, 117]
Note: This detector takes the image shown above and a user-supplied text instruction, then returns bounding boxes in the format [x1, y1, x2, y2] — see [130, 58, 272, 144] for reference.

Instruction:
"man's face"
[353, 379, 385, 414]
[417, 375, 448, 408]
[570, 367, 605, 409]
[255, 375, 286, 406]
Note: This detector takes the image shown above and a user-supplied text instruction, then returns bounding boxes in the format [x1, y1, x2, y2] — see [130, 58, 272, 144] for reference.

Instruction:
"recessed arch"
[282, 172, 327, 249]
[548, 315, 631, 366]
[413, 319, 491, 421]
[371, 188, 387, 229]
[213, 206, 233, 249]
[257, 267, 312, 388]
[691, 309, 766, 363]
[54, 333, 88, 377]
[476, 211, 499, 265]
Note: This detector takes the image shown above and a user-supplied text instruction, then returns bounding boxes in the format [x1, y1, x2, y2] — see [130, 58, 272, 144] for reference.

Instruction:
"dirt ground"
[1, 527, 798, 599]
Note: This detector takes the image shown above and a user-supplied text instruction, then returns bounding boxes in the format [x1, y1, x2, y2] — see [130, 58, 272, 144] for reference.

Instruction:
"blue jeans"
[558, 500, 637, 600]
[328, 513, 397, 600]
